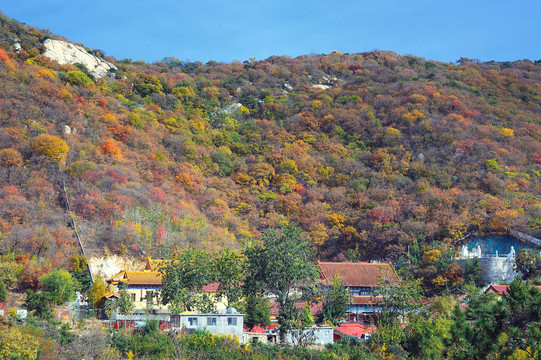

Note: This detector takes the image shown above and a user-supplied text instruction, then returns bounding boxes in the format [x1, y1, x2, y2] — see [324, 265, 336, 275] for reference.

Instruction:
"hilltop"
[0, 12, 540, 282]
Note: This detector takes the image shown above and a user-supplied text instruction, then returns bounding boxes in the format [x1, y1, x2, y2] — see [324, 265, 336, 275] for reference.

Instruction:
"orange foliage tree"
[31, 134, 69, 163]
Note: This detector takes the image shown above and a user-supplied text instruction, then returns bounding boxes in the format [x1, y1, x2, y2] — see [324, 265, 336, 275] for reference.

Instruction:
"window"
[227, 317, 237, 326]
[188, 317, 198, 326]
[131, 293, 136, 302]
[207, 317, 217, 326]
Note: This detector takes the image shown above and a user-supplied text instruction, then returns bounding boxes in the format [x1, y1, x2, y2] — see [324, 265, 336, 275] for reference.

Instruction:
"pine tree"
[0, 280, 7, 303]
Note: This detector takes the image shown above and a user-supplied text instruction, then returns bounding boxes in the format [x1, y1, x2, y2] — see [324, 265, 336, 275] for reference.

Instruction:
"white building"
[171, 307, 245, 342]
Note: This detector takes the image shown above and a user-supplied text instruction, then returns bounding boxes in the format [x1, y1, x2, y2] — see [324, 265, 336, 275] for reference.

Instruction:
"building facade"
[105, 257, 228, 312]
[318, 261, 400, 324]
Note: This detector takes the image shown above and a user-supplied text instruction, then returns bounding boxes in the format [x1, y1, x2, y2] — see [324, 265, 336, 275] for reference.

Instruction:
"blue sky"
[2, 1, 540, 64]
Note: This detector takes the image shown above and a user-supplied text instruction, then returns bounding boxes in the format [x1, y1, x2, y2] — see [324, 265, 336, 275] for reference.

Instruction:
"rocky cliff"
[42, 38, 116, 78]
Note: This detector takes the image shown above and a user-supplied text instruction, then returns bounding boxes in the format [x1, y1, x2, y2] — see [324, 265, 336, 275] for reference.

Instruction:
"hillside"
[0, 12, 540, 281]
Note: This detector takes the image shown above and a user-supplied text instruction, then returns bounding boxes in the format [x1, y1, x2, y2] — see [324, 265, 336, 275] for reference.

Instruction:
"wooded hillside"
[0, 13, 540, 280]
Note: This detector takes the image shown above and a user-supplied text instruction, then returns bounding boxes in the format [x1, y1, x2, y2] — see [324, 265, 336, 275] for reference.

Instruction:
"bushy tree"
[317, 274, 349, 325]
[515, 249, 541, 280]
[243, 226, 318, 342]
[31, 134, 69, 163]
[66, 70, 93, 86]
[160, 249, 215, 312]
[89, 275, 108, 308]
[213, 248, 243, 307]
[39, 269, 80, 305]
[118, 287, 134, 315]
[0, 279, 7, 303]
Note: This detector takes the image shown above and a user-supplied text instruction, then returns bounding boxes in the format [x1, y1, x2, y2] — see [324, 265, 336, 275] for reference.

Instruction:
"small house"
[172, 307, 244, 342]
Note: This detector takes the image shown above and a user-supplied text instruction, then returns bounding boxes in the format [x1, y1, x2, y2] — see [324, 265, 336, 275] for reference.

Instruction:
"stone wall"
[459, 256, 519, 284]
[510, 229, 541, 246]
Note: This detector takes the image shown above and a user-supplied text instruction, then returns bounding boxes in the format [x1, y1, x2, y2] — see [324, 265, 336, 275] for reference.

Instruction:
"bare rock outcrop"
[88, 255, 145, 280]
[43, 38, 116, 78]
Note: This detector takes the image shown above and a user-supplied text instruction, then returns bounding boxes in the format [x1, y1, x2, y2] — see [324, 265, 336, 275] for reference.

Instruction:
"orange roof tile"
[124, 271, 162, 285]
[318, 262, 399, 287]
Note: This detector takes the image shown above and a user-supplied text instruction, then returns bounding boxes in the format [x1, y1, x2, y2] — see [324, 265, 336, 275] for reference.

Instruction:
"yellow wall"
[124, 287, 228, 312]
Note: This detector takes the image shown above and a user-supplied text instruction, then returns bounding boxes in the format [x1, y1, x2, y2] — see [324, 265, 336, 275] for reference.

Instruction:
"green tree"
[464, 257, 481, 286]
[243, 226, 318, 342]
[160, 249, 215, 312]
[66, 70, 93, 86]
[104, 297, 118, 320]
[39, 269, 79, 305]
[317, 274, 349, 325]
[243, 294, 271, 330]
[371, 275, 423, 348]
[118, 288, 134, 315]
[213, 248, 243, 308]
[0, 279, 7, 303]
[25, 289, 53, 320]
[515, 249, 541, 280]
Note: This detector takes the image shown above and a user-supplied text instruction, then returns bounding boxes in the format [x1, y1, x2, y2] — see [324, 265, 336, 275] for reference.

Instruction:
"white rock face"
[88, 255, 145, 280]
[224, 103, 242, 114]
[312, 84, 331, 90]
[43, 39, 116, 78]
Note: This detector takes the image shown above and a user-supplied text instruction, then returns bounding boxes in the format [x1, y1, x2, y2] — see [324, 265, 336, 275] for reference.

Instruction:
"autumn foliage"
[31, 134, 69, 162]
[0, 14, 539, 269]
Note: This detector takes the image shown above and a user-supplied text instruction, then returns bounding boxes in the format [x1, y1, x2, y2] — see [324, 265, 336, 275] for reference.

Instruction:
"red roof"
[294, 301, 323, 316]
[202, 282, 219, 292]
[335, 323, 376, 338]
[485, 284, 541, 296]
[318, 262, 399, 287]
[243, 324, 276, 333]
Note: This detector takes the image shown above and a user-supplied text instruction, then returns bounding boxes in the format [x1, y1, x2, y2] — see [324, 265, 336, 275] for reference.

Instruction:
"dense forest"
[0, 12, 540, 285]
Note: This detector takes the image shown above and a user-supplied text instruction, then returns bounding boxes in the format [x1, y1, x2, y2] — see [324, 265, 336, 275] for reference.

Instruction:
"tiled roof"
[124, 271, 162, 285]
[318, 262, 399, 287]
[486, 285, 510, 295]
[335, 323, 376, 338]
[106, 270, 127, 283]
[485, 284, 541, 295]
[243, 324, 276, 333]
[106, 270, 222, 291]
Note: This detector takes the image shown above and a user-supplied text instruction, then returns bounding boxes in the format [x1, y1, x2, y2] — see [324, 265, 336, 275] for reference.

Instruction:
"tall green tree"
[242, 294, 271, 330]
[243, 226, 318, 342]
[371, 275, 423, 348]
[118, 288, 134, 316]
[0, 280, 7, 303]
[39, 269, 80, 305]
[213, 248, 243, 307]
[317, 274, 349, 325]
[160, 248, 215, 312]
